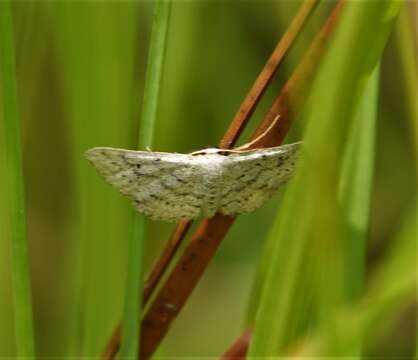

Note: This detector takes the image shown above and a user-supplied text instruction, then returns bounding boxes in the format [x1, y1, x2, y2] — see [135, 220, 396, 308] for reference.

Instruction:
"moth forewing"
[219, 143, 300, 215]
[85, 142, 301, 222]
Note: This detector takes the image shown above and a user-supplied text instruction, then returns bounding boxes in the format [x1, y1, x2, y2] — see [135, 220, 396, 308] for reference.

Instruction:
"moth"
[85, 142, 301, 222]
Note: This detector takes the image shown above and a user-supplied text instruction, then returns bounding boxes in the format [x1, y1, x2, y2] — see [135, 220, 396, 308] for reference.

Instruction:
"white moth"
[85, 142, 301, 222]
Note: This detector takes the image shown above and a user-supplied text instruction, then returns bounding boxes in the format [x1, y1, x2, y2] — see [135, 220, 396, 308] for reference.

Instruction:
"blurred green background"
[0, 1, 416, 358]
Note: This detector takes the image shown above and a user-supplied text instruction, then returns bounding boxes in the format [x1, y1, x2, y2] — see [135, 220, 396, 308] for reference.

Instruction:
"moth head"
[190, 147, 232, 156]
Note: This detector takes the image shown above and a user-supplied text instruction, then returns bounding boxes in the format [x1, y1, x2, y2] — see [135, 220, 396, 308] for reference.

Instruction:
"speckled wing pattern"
[220, 143, 300, 215]
[85, 148, 206, 221]
[85, 142, 301, 222]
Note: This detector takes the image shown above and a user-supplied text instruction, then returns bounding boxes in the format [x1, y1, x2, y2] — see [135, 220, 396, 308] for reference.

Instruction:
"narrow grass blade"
[340, 65, 379, 301]
[395, 6, 418, 154]
[359, 205, 417, 357]
[296, 204, 417, 357]
[49, 2, 139, 355]
[316, 62, 380, 359]
[120, 1, 172, 358]
[248, 1, 401, 357]
[0, 2, 35, 356]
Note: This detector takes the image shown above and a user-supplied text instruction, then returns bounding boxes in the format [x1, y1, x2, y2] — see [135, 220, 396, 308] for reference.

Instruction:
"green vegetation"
[0, 1, 415, 358]
[120, 2, 171, 358]
[0, 1, 35, 356]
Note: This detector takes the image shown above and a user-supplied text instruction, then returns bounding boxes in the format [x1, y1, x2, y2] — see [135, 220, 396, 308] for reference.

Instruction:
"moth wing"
[220, 142, 301, 216]
[85, 147, 205, 221]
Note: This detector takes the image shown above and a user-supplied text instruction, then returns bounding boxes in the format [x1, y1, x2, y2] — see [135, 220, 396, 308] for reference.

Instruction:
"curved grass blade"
[248, 1, 401, 357]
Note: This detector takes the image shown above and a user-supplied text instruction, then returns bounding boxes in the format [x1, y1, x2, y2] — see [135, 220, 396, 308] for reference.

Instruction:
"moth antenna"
[235, 114, 280, 151]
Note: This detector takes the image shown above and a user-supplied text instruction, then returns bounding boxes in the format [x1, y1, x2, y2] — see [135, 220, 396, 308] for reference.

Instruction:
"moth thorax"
[201, 161, 224, 217]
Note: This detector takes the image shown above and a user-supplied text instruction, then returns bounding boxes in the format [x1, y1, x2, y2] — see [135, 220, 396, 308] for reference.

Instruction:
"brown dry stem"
[100, 0, 320, 359]
[219, 0, 319, 149]
[139, 0, 342, 357]
[220, 328, 252, 360]
[217, 1, 346, 358]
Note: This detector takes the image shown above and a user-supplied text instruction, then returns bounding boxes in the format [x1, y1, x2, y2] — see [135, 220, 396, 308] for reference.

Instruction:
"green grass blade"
[248, 2, 401, 357]
[48, 2, 139, 355]
[120, 1, 172, 358]
[296, 204, 417, 356]
[360, 205, 417, 356]
[322, 62, 380, 358]
[340, 65, 379, 301]
[0, 2, 35, 356]
[395, 6, 418, 154]
[138, 1, 172, 150]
